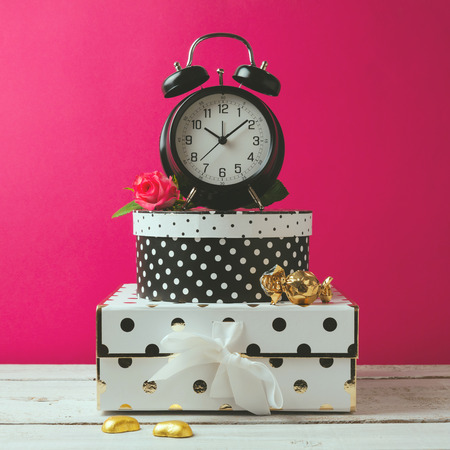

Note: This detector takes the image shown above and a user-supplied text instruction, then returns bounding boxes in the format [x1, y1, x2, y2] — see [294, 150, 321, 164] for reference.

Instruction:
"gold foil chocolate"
[153, 420, 193, 438]
[101, 416, 140, 433]
[260, 265, 333, 305]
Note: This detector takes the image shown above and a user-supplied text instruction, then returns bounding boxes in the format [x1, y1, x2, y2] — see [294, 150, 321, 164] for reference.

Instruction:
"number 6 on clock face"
[160, 86, 284, 210]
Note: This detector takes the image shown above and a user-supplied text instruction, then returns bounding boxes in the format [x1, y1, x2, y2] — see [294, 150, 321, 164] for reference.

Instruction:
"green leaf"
[112, 200, 144, 218]
[124, 187, 134, 191]
[244, 180, 289, 208]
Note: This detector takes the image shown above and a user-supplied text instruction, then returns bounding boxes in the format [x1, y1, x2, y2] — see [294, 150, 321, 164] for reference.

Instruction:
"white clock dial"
[174, 91, 272, 186]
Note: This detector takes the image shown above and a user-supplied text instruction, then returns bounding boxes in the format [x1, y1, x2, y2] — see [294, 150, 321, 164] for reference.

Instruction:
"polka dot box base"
[134, 210, 312, 303]
[96, 284, 358, 412]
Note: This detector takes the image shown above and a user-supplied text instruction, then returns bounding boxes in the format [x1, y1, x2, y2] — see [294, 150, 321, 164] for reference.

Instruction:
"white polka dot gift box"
[96, 284, 358, 414]
[134, 210, 312, 303]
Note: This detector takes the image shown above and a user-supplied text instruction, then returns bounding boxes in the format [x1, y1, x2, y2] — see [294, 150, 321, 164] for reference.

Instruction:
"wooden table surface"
[1, 365, 449, 449]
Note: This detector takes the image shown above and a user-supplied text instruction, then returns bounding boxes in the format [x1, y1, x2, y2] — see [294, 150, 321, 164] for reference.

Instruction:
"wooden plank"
[1, 378, 449, 425]
[1, 423, 449, 450]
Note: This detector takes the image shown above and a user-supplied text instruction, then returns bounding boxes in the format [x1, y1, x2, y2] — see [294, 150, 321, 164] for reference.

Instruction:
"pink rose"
[133, 171, 179, 211]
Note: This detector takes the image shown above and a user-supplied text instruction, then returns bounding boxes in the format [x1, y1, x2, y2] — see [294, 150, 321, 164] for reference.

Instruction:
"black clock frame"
[160, 85, 284, 211]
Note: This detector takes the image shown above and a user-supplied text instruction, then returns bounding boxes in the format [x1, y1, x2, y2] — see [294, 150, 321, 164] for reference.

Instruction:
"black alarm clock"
[160, 33, 284, 211]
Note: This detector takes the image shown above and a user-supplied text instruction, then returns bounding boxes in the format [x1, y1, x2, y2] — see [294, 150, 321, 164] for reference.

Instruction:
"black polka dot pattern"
[133, 210, 312, 239]
[269, 358, 283, 368]
[297, 344, 312, 356]
[246, 343, 261, 356]
[319, 358, 334, 368]
[136, 235, 309, 303]
[145, 344, 159, 356]
[118, 358, 132, 368]
[272, 317, 287, 332]
[323, 317, 338, 332]
[120, 318, 135, 332]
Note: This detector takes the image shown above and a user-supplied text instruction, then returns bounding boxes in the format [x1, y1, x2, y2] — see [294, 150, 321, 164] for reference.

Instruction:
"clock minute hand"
[224, 119, 249, 139]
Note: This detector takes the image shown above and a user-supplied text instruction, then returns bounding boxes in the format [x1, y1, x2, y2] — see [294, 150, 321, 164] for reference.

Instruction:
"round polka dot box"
[134, 210, 312, 303]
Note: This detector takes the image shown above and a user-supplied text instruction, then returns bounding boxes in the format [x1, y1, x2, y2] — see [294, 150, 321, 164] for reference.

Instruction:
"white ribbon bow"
[148, 321, 283, 415]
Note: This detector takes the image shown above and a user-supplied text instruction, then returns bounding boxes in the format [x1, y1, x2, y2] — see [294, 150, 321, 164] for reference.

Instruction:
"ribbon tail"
[226, 355, 283, 415]
[209, 361, 234, 399]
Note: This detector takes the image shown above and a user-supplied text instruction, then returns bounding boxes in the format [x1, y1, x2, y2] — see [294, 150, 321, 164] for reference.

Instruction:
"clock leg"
[183, 186, 198, 210]
[248, 185, 264, 211]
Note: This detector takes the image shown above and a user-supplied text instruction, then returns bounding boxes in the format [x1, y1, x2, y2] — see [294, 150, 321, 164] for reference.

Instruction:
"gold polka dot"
[269, 358, 283, 368]
[193, 380, 207, 393]
[219, 404, 233, 411]
[169, 404, 183, 410]
[247, 304, 260, 307]
[143, 380, 157, 394]
[119, 403, 132, 410]
[97, 379, 107, 394]
[344, 379, 355, 393]
[293, 379, 308, 393]
[147, 304, 158, 308]
[320, 403, 334, 410]
[197, 304, 208, 308]
[344, 378, 357, 412]
[171, 318, 185, 331]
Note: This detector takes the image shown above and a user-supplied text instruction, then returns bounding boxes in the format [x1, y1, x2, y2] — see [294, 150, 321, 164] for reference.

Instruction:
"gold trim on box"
[320, 404, 334, 411]
[344, 359, 357, 412]
[169, 404, 183, 410]
[119, 403, 133, 410]
[219, 404, 233, 411]
[347, 302, 359, 359]
[96, 304, 108, 358]
[97, 379, 106, 394]
[99, 352, 358, 360]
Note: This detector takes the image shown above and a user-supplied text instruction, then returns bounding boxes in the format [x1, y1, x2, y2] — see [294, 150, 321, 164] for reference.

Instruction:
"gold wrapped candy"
[153, 420, 193, 438]
[101, 416, 140, 433]
[260, 265, 333, 305]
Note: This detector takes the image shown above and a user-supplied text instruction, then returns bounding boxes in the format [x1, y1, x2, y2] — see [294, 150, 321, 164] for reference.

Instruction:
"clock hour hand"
[204, 127, 221, 140]
[224, 119, 248, 139]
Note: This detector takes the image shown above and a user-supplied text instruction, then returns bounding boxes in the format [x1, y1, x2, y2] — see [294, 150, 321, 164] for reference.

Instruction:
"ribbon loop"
[148, 321, 283, 415]
[260, 265, 333, 305]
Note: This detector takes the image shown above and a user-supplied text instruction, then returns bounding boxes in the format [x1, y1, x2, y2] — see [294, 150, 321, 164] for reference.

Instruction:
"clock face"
[172, 90, 272, 186]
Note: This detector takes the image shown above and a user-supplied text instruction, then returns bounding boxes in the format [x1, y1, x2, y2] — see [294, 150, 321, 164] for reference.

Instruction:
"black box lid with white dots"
[97, 284, 358, 359]
[133, 210, 312, 303]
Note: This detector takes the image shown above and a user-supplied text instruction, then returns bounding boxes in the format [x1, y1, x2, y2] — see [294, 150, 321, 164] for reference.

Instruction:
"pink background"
[1, 0, 449, 364]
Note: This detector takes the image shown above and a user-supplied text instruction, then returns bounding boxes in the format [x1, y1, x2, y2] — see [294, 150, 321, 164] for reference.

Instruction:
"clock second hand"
[200, 141, 221, 161]
[201, 121, 226, 161]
